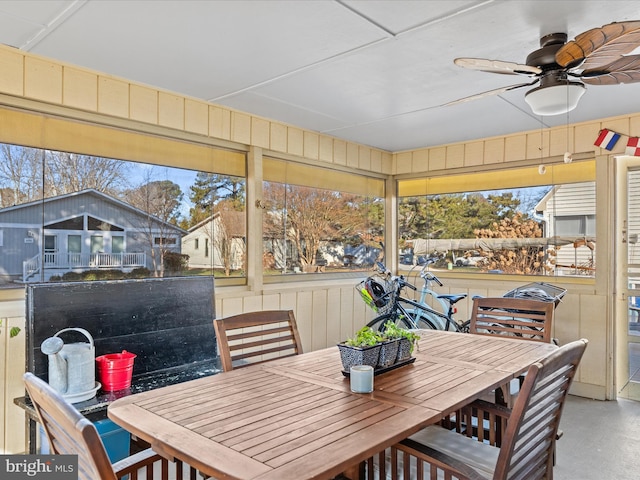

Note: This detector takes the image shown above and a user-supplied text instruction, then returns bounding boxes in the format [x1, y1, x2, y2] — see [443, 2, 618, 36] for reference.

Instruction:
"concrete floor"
[555, 395, 640, 480]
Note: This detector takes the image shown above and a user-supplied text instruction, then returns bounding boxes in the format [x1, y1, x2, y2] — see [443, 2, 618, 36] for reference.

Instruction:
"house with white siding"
[181, 211, 245, 273]
[535, 181, 596, 276]
[0, 189, 186, 283]
[629, 170, 640, 268]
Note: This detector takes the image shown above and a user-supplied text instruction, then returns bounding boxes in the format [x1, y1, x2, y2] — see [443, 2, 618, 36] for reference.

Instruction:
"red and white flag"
[626, 137, 640, 156]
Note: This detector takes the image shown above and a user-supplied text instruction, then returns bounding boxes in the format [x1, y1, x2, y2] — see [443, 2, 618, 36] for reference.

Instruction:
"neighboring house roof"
[223, 211, 246, 237]
[534, 186, 559, 214]
[186, 211, 246, 237]
[187, 213, 220, 233]
[0, 188, 188, 234]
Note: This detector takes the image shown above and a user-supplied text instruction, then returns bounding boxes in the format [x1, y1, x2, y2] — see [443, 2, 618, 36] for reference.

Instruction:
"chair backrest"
[23, 372, 117, 480]
[493, 338, 588, 480]
[470, 296, 555, 343]
[213, 310, 303, 372]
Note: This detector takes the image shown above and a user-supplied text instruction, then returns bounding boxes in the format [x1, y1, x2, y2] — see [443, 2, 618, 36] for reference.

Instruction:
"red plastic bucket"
[96, 351, 136, 391]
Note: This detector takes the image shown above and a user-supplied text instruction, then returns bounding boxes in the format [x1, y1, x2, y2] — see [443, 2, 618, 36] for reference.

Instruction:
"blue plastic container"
[40, 418, 130, 462]
[94, 418, 130, 462]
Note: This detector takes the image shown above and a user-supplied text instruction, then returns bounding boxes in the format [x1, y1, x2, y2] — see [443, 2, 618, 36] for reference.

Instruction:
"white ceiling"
[2, 0, 640, 152]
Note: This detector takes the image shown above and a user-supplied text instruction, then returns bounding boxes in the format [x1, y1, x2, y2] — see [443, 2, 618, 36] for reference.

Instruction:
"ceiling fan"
[448, 20, 640, 115]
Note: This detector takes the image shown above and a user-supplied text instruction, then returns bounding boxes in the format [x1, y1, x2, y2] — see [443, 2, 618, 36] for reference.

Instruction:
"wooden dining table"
[108, 329, 557, 480]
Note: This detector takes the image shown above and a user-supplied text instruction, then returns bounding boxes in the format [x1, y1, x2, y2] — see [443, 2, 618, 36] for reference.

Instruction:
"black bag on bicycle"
[365, 277, 388, 308]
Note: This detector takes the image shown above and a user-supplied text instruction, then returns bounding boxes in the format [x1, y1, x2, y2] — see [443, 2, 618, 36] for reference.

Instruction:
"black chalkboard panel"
[26, 276, 216, 383]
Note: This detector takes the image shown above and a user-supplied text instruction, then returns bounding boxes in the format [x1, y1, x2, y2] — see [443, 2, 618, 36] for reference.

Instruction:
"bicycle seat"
[437, 294, 467, 305]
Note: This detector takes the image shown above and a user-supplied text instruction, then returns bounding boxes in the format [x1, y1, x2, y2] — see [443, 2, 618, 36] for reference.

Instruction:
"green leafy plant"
[382, 321, 420, 353]
[344, 326, 384, 347]
[0, 320, 20, 338]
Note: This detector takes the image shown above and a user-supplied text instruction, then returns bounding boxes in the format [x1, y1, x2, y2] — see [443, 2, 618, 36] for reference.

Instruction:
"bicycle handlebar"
[375, 261, 417, 291]
[375, 261, 388, 275]
[419, 262, 443, 286]
[399, 277, 417, 291]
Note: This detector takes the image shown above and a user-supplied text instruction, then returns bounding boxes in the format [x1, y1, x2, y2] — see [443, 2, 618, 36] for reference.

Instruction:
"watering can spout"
[41, 336, 68, 394]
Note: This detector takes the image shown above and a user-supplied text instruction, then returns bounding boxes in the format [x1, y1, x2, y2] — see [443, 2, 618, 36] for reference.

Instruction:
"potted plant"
[377, 335, 401, 368]
[382, 321, 420, 362]
[338, 326, 383, 371]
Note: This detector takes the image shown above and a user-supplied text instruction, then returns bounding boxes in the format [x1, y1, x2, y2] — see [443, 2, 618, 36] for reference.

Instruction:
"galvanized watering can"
[40, 327, 95, 398]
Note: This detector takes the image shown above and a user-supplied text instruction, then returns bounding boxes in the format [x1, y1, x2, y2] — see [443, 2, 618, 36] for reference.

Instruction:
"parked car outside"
[454, 250, 484, 267]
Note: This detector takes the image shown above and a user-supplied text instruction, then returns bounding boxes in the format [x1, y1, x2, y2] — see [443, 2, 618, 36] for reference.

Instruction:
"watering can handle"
[53, 327, 94, 348]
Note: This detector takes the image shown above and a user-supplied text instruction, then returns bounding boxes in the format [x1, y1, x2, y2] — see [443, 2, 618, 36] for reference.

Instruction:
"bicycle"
[404, 258, 469, 332]
[473, 282, 566, 344]
[357, 262, 466, 332]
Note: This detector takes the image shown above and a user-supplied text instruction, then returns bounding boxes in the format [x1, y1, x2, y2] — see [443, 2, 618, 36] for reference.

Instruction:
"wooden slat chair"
[469, 296, 554, 343]
[470, 296, 556, 407]
[365, 338, 588, 480]
[23, 372, 204, 480]
[213, 310, 303, 372]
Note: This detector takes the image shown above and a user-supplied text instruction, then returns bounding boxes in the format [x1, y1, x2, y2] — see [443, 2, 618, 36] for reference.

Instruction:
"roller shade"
[398, 161, 595, 197]
[0, 106, 246, 176]
[264, 157, 384, 197]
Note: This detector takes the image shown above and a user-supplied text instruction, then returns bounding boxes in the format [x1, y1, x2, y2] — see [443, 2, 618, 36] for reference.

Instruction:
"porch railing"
[23, 252, 146, 281]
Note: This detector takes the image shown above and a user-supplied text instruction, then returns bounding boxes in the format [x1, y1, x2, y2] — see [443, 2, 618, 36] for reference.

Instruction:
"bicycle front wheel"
[403, 307, 442, 330]
[366, 312, 416, 332]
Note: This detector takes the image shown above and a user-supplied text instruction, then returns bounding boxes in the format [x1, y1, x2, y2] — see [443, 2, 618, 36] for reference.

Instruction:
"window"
[0, 140, 246, 284]
[397, 162, 596, 277]
[194, 238, 199, 249]
[48, 217, 84, 230]
[555, 215, 596, 237]
[87, 216, 124, 231]
[91, 235, 104, 253]
[263, 158, 384, 275]
[68, 235, 81, 253]
[112, 236, 124, 254]
[154, 237, 177, 245]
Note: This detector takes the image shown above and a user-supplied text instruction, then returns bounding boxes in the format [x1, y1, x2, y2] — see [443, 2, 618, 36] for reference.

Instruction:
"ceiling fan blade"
[580, 54, 640, 85]
[442, 80, 538, 107]
[454, 58, 541, 76]
[557, 20, 640, 71]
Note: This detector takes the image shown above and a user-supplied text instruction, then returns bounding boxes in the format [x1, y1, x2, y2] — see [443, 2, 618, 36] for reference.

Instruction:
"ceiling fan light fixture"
[524, 81, 586, 116]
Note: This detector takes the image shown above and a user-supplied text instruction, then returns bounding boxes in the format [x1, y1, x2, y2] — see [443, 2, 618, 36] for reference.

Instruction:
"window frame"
[396, 160, 597, 278]
[262, 158, 386, 279]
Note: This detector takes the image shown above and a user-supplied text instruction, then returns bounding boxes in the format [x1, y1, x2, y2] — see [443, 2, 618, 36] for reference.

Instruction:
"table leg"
[25, 416, 37, 454]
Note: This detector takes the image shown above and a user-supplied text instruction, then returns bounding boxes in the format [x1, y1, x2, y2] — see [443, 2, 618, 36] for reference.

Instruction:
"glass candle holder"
[350, 365, 374, 393]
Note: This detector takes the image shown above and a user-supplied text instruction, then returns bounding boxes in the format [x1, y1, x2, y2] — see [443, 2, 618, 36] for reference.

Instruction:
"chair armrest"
[397, 438, 490, 480]
[467, 398, 512, 418]
[112, 448, 168, 477]
[452, 399, 512, 447]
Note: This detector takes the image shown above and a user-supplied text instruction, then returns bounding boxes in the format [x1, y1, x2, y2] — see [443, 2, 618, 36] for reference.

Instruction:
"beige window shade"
[398, 161, 596, 197]
[263, 157, 384, 197]
[0, 106, 245, 176]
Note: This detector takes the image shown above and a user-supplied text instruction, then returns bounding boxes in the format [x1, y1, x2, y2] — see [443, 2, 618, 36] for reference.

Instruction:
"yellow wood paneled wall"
[0, 45, 393, 174]
[434, 276, 607, 401]
[0, 293, 26, 454]
[393, 113, 640, 174]
[0, 42, 635, 452]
